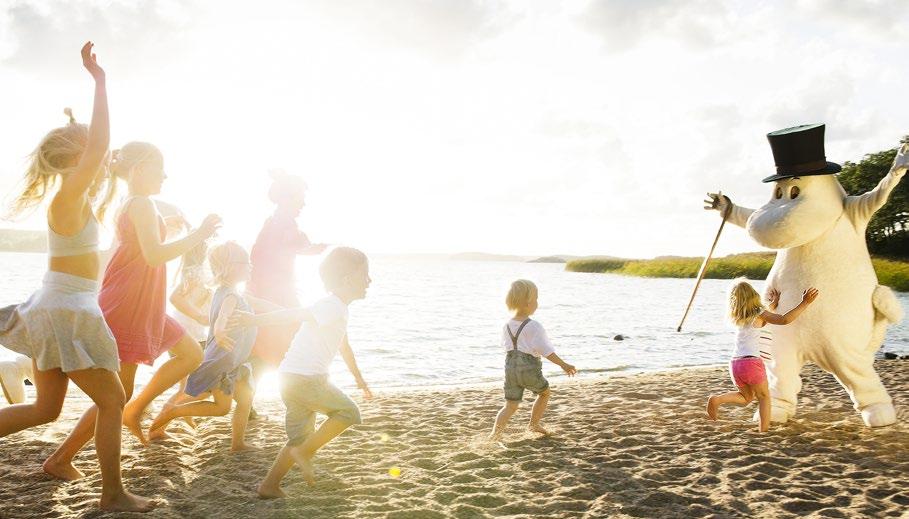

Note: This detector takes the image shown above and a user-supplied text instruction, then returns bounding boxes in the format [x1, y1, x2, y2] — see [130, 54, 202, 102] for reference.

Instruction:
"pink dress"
[248, 212, 311, 367]
[99, 200, 185, 365]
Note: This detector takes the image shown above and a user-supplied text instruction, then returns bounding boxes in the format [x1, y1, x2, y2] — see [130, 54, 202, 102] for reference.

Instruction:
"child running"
[159, 238, 212, 428]
[244, 247, 372, 499]
[490, 280, 577, 439]
[149, 241, 261, 451]
[707, 280, 818, 432]
[0, 42, 153, 512]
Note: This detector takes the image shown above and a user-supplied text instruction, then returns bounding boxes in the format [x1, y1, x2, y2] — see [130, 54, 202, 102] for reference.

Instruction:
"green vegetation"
[566, 253, 909, 292]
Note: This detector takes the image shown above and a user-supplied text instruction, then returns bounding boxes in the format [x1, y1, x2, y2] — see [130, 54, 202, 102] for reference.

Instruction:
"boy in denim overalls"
[490, 280, 577, 439]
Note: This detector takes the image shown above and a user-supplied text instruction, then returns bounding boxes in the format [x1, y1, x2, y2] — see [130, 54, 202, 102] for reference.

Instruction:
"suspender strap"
[506, 319, 532, 351]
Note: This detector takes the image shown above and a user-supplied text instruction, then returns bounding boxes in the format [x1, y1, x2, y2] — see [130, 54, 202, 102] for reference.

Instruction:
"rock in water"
[883, 352, 898, 359]
[614, 334, 625, 341]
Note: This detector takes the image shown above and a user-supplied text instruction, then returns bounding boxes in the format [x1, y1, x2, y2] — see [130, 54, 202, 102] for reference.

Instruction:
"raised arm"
[758, 288, 818, 326]
[59, 42, 109, 198]
[704, 192, 754, 228]
[844, 143, 908, 226]
[340, 335, 372, 399]
[129, 197, 220, 266]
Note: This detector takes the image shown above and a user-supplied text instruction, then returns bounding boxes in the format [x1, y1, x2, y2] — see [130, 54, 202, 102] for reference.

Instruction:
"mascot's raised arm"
[705, 124, 906, 427]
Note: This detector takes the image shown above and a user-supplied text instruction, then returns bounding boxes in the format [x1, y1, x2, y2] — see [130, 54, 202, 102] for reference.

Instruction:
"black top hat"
[762, 123, 841, 183]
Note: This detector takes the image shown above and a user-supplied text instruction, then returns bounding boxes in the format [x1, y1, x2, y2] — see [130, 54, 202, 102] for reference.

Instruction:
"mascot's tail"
[869, 285, 903, 354]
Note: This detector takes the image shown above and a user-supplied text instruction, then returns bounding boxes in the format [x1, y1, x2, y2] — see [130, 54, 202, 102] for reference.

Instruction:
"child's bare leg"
[149, 389, 231, 434]
[125, 335, 202, 445]
[163, 376, 196, 429]
[706, 388, 752, 420]
[528, 388, 551, 434]
[754, 381, 771, 432]
[288, 417, 354, 485]
[257, 445, 295, 499]
[151, 391, 206, 440]
[66, 367, 155, 513]
[0, 360, 67, 437]
[490, 400, 520, 439]
[230, 379, 257, 452]
[44, 363, 137, 480]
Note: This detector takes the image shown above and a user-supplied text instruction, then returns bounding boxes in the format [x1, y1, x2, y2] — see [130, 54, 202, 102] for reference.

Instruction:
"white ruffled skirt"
[0, 271, 120, 373]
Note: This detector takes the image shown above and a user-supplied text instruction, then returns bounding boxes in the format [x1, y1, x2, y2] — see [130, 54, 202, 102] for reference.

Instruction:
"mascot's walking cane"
[677, 192, 731, 332]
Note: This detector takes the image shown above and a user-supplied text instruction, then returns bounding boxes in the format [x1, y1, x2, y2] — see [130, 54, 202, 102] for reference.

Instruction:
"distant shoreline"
[565, 252, 909, 292]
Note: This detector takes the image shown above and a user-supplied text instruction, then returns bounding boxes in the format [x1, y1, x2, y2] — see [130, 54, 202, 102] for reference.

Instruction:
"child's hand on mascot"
[801, 288, 819, 305]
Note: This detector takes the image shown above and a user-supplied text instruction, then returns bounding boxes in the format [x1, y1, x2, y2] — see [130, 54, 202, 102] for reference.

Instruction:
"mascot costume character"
[706, 124, 906, 427]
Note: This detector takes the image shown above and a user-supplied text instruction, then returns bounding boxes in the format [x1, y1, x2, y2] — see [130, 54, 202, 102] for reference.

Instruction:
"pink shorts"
[730, 357, 767, 388]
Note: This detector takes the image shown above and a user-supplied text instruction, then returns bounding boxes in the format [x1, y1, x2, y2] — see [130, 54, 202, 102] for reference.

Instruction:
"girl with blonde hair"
[706, 279, 818, 432]
[0, 42, 153, 512]
[44, 139, 222, 473]
[149, 241, 275, 452]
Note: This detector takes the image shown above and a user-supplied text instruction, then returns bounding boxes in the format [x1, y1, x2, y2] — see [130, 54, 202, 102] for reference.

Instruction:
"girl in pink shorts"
[706, 280, 818, 432]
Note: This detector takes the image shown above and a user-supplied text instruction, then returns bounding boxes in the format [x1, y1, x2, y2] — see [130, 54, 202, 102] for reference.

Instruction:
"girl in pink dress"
[45, 142, 221, 475]
[248, 172, 326, 370]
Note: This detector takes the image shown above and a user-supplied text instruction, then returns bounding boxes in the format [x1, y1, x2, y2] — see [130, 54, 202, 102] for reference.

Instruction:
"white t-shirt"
[279, 294, 349, 376]
[501, 319, 555, 357]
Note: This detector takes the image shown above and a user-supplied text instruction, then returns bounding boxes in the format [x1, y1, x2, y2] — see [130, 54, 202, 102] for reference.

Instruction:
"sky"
[0, 0, 907, 259]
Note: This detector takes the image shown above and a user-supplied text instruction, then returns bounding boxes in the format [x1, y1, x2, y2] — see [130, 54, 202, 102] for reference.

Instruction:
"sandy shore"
[1, 361, 907, 518]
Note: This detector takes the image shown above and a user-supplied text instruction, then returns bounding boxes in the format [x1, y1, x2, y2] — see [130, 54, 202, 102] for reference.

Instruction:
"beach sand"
[1, 361, 907, 518]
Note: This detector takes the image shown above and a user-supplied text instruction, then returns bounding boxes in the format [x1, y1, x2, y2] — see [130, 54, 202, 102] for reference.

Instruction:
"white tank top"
[732, 319, 762, 358]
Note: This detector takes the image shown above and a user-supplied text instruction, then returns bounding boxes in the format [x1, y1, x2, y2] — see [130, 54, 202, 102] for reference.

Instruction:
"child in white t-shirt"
[236, 247, 373, 499]
[490, 280, 577, 439]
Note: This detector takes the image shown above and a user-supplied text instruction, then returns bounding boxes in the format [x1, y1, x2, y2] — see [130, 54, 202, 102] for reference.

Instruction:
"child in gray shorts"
[234, 247, 374, 499]
[491, 280, 577, 439]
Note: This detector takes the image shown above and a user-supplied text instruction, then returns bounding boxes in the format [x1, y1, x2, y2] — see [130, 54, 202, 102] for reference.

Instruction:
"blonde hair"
[174, 238, 210, 294]
[7, 108, 118, 221]
[506, 279, 538, 311]
[110, 141, 162, 181]
[728, 279, 764, 327]
[319, 247, 368, 292]
[208, 241, 247, 286]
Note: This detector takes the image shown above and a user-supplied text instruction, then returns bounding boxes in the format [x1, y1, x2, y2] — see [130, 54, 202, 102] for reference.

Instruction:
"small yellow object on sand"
[388, 467, 401, 478]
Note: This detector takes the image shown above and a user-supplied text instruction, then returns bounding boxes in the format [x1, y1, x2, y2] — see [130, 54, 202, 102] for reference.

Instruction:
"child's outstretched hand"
[198, 214, 222, 239]
[81, 41, 105, 81]
[227, 310, 256, 329]
[562, 363, 578, 377]
[801, 287, 819, 305]
[766, 287, 780, 310]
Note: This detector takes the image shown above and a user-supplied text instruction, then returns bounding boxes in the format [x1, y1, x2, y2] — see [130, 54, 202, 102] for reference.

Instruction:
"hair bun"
[63, 107, 75, 124]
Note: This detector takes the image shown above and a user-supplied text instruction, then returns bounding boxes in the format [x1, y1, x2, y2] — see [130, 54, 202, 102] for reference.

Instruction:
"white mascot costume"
[707, 124, 907, 427]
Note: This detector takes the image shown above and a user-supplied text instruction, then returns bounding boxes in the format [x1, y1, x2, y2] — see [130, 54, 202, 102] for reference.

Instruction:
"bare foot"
[123, 401, 150, 446]
[148, 427, 172, 442]
[257, 482, 287, 500]
[289, 447, 316, 485]
[706, 396, 719, 420]
[231, 443, 262, 454]
[42, 457, 84, 481]
[528, 423, 550, 435]
[99, 490, 157, 513]
[488, 428, 504, 441]
[182, 416, 197, 429]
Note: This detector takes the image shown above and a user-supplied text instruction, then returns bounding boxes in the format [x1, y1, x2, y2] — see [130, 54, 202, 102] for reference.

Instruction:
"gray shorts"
[280, 373, 362, 446]
[503, 350, 549, 401]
